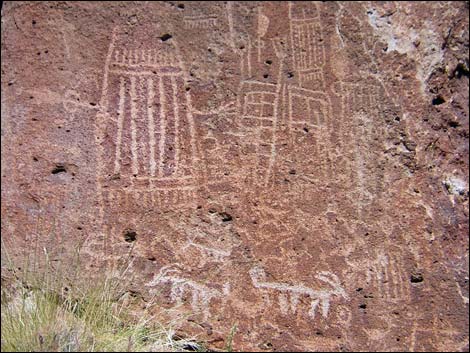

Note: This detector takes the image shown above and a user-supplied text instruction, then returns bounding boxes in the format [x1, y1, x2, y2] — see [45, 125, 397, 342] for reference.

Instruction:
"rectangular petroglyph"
[289, 2, 326, 91]
[96, 28, 199, 211]
[183, 15, 218, 29]
[288, 86, 331, 130]
[290, 21, 324, 71]
[335, 81, 385, 115]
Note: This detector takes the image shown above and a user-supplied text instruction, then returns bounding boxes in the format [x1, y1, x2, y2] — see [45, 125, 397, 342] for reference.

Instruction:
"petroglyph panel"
[2, 1, 468, 352]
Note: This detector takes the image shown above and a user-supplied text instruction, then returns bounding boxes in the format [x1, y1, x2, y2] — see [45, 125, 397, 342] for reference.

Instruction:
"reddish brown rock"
[1, 1, 469, 351]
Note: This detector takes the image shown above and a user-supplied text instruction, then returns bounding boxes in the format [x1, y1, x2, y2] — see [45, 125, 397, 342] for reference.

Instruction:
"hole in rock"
[432, 96, 445, 105]
[263, 74, 269, 79]
[454, 62, 470, 78]
[265, 60, 272, 65]
[359, 303, 367, 309]
[124, 230, 137, 243]
[177, 4, 185, 9]
[160, 33, 172, 42]
[410, 273, 424, 283]
[448, 120, 460, 128]
[287, 72, 294, 78]
[51, 165, 67, 174]
[219, 212, 233, 222]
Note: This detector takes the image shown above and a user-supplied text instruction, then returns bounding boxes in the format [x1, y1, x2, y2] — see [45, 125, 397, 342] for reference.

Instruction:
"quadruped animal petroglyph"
[249, 266, 348, 320]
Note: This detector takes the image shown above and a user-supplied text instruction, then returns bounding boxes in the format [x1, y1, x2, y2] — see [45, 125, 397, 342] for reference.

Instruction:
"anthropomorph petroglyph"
[249, 266, 348, 320]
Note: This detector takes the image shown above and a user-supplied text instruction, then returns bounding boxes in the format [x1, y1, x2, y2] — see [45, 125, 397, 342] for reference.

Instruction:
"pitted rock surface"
[1, 1, 469, 351]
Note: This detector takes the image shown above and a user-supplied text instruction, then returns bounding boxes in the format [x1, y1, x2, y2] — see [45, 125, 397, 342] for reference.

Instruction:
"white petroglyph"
[95, 27, 201, 211]
[249, 267, 348, 320]
[146, 264, 229, 320]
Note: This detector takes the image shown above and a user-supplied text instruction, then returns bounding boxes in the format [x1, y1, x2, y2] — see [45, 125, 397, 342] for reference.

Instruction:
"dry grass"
[1, 237, 207, 352]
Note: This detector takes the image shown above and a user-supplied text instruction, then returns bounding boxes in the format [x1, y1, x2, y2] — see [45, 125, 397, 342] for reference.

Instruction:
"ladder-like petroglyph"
[237, 33, 286, 187]
[249, 267, 348, 320]
[238, 81, 280, 187]
[183, 15, 218, 30]
[146, 264, 230, 320]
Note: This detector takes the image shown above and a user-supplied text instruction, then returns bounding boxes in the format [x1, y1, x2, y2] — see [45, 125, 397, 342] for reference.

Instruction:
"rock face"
[1, 1, 469, 351]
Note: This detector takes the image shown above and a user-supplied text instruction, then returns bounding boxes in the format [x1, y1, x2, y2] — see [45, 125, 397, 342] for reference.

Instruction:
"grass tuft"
[1, 236, 204, 352]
